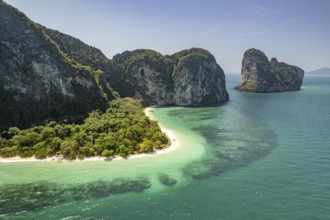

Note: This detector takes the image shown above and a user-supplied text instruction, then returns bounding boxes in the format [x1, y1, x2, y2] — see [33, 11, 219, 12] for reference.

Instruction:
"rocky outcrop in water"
[110, 48, 229, 106]
[234, 48, 304, 92]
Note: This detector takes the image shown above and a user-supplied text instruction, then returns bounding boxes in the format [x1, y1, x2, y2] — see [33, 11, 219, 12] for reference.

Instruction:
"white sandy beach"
[0, 107, 180, 163]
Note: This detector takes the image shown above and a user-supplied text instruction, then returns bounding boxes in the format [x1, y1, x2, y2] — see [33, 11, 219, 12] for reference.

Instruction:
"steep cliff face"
[0, 1, 107, 130]
[40, 26, 116, 100]
[0, 1, 229, 130]
[172, 49, 228, 105]
[111, 48, 229, 106]
[235, 48, 304, 92]
[111, 50, 175, 105]
[270, 58, 304, 91]
[42, 27, 111, 71]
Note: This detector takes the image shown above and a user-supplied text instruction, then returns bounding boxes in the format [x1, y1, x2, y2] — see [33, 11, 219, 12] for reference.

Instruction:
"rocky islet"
[235, 48, 304, 92]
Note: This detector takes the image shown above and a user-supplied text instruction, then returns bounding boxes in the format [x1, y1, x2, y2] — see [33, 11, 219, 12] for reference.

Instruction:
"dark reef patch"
[182, 125, 277, 180]
[158, 173, 177, 186]
[0, 177, 151, 215]
[166, 107, 277, 180]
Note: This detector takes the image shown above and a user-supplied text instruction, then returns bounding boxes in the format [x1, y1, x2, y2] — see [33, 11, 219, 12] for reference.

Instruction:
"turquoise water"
[1, 74, 329, 219]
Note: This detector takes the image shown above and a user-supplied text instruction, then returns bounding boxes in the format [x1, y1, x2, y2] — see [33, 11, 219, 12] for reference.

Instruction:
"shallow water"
[1, 74, 330, 219]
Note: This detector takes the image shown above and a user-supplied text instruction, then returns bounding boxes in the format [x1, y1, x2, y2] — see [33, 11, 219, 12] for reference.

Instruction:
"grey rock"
[111, 48, 229, 106]
[0, 1, 107, 130]
[235, 48, 304, 92]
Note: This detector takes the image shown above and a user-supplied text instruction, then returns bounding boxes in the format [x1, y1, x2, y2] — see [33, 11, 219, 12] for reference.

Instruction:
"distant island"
[235, 48, 304, 92]
[307, 67, 330, 75]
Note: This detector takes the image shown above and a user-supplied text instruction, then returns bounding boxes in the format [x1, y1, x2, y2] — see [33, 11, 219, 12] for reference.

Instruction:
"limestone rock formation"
[172, 49, 228, 105]
[110, 50, 174, 105]
[0, 1, 108, 130]
[235, 48, 304, 92]
[42, 27, 111, 71]
[110, 48, 229, 106]
[0, 1, 229, 130]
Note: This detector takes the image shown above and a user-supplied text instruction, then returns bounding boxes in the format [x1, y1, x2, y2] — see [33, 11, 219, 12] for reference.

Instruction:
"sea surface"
[0, 74, 329, 220]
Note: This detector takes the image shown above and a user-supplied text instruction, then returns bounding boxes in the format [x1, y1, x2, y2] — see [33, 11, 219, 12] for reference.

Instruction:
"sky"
[5, 0, 330, 72]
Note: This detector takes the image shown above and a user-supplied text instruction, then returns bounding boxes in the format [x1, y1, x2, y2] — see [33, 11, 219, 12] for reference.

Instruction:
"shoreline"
[0, 107, 180, 163]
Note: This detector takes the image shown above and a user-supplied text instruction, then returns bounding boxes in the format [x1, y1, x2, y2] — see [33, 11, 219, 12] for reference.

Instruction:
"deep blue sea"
[1, 74, 329, 219]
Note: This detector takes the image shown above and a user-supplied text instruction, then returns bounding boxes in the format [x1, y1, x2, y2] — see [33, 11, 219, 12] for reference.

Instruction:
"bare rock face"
[235, 48, 304, 92]
[172, 49, 228, 105]
[111, 50, 175, 105]
[0, 1, 107, 130]
[111, 48, 229, 106]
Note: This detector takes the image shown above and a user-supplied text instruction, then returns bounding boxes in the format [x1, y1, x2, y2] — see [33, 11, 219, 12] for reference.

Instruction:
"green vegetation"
[0, 98, 169, 160]
[112, 49, 174, 80]
[1, 0, 227, 131]
[241, 80, 256, 91]
[42, 26, 110, 71]
[110, 49, 175, 99]
[172, 48, 212, 61]
[121, 50, 173, 74]
[0, 3, 116, 131]
[172, 48, 214, 77]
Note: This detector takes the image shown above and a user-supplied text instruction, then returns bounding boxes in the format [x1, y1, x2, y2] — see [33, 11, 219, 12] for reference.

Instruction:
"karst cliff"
[235, 48, 304, 93]
[0, 1, 228, 130]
